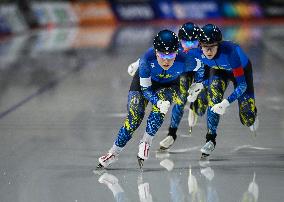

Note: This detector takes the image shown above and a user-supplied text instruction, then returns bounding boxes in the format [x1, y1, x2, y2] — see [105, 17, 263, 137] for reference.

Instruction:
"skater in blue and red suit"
[187, 24, 259, 158]
[97, 29, 205, 169]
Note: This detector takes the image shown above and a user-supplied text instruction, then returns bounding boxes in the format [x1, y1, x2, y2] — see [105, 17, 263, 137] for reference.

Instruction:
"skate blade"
[93, 164, 106, 175]
[137, 156, 144, 170]
[93, 168, 106, 176]
[188, 127, 192, 136]
[200, 153, 209, 160]
[159, 146, 169, 151]
[96, 163, 104, 169]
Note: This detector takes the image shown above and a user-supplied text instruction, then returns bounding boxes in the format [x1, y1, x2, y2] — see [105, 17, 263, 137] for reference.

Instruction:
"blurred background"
[0, 0, 283, 117]
[0, 0, 283, 63]
[0, 0, 283, 74]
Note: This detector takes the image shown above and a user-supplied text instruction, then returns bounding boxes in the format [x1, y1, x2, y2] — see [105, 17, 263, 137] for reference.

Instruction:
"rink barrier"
[0, 0, 283, 36]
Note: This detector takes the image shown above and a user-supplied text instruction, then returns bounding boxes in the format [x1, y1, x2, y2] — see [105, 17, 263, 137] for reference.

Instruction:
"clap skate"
[200, 153, 210, 160]
[159, 136, 175, 150]
[159, 127, 177, 150]
[137, 156, 144, 170]
[200, 140, 215, 160]
[137, 142, 150, 169]
[96, 163, 104, 169]
[97, 152, 117, 169]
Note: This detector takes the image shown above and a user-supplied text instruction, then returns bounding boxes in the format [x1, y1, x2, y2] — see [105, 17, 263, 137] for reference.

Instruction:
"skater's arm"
[193, 58, 205, 83]
[139, 58, 159, 105]
[184, 54, 205, 102]
[184, 50, 205, 83]
[128, 59, 140, 76]
[227, 50, 247, 103]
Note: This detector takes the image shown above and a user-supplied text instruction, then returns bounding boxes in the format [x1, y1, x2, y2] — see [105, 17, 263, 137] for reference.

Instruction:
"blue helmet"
[178, 22, 200, 41]
[199, 24, 222, 44]
[153, 29, 179, 53]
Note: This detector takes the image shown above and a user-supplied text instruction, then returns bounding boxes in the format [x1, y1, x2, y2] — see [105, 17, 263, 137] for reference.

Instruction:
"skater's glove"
[211, 99, 230, 115]
[157, 100, 170, 114]
[187, 82, 204, 102]
[127, 59, 139, 76]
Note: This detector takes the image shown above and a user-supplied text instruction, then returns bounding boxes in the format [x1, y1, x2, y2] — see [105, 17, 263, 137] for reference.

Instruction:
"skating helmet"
[178, 22, 200, 41]
[199, 24, 222, 44]
[153, 29, 179, 54]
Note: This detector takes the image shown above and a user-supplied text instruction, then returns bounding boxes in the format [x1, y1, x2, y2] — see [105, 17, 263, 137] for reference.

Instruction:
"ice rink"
[0, 22, 284, 202]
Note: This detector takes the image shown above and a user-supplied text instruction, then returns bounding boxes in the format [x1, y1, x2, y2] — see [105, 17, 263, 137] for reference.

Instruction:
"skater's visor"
[156, 51, 177, 60]
[181, 40, 199, 49]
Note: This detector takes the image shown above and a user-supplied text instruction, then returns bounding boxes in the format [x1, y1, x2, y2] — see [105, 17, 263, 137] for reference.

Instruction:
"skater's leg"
[238, 94, 257, 128]
[160, 73, 192, 149]
[138, 87, 177, 166]
[191, 86, 208, 117]
[114, 91, 147, 147]
[201, 76, 227, 157]
[170, 73, 193, 129]
[207, 77, 227, 136]
[98, 91, 147, 168]
[237, 62, 258, 131]
[187, 86, 208, 134]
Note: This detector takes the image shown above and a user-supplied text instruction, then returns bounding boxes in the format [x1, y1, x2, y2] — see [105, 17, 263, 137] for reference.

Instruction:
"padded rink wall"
[0, 0, 283, 58]
[0, 0, 116, 35]
[0, 0, 284, 36]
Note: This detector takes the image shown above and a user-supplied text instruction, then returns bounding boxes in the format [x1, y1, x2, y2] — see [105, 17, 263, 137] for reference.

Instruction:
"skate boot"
[97, 152, 118, 169]
[97, 145, 123, 169]
[137, 142, 150, 169]
[200, 141, 215, 159]
[188, 108, 197, 135]
[159, 127, 177, 150]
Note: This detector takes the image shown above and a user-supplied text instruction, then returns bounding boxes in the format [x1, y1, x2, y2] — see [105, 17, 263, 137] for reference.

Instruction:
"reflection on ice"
[98, 172, 126, 202]
[137, 174, 153, 202]
[199, 161, 219, 202]
[241, 172, 259, 202]
[188, 166, 205, 201]
[160, 159, 174, 171]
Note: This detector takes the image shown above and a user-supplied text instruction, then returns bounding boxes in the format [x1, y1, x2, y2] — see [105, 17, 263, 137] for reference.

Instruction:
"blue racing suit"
[114, 47, 204, 148]
[170, 47, 210, 130]
[189, 41, 257, 140]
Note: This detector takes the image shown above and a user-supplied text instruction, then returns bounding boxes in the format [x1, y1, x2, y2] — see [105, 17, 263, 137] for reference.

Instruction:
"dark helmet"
[178, 22, 200, 41]
[199, 24, 222, 44]
[153, 29, 179, 53]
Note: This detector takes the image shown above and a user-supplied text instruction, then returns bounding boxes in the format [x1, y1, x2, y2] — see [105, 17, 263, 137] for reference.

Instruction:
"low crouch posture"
[128, 22, 207, 151]
[97, 29, 204, 169]
[187, 24, 258, 159]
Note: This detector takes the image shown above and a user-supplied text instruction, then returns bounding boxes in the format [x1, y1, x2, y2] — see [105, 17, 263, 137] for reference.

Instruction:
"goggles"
[156, 51, 177, 60]
[200, 43, 218, 52]
[181, 40, 199, 49]
[200, 42, 219, 48]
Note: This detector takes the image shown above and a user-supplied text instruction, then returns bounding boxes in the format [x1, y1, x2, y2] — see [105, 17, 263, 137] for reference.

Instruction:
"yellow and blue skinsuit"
[190, 41, 257, 142]
[114, 47, 204, 148]
[170, 47, 210, 130]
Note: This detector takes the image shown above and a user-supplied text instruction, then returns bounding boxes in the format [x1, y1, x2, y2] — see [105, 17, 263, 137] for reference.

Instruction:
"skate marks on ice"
[160, 146, 200, 154]
[231, 145, 273, 153]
